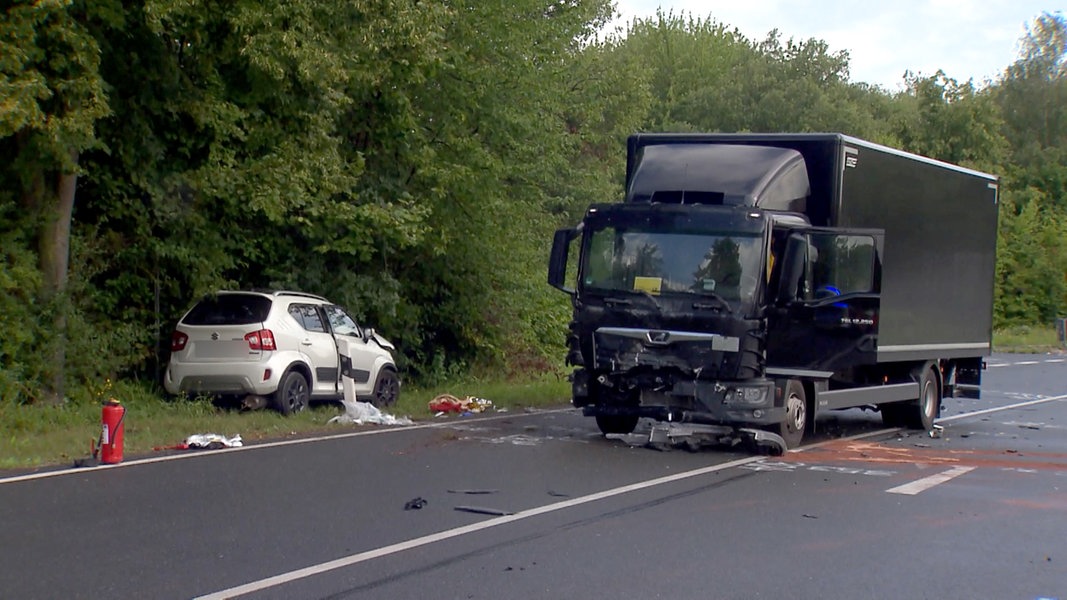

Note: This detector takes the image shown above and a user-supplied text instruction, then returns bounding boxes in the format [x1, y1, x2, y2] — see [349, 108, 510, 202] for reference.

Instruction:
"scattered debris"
[454, 505, 514, 516]
[185, 433, 243, 449]
[447, 489, 499, 495]
[928, 424, 944, 438]
[547, 490, 569, 498]
[802, 514, 819, 519]
[404, 497, 428, 510]
[428, 394, 493, 414]
[329, 400, 413, 426]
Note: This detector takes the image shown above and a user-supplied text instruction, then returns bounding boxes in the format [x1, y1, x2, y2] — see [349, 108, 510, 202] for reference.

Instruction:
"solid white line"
[937, 393, 1067, 424]
[192, 454, 766, 599]
[193, 425, 900, 599]
[0, 409, 572, 485]
[886, 466, 975, 495]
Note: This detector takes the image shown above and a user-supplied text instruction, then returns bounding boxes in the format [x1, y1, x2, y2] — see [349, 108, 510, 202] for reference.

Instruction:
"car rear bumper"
[164, 362, 281, 396]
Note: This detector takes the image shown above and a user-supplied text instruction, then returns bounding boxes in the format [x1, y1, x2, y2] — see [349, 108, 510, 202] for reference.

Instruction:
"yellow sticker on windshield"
[633, 276, 663, 295]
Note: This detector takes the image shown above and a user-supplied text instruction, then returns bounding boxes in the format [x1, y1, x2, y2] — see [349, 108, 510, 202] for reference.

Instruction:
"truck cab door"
[766, 227, 883, 374]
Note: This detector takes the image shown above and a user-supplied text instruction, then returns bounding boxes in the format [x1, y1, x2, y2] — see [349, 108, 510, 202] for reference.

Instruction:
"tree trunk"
[38, 148, 80, 405]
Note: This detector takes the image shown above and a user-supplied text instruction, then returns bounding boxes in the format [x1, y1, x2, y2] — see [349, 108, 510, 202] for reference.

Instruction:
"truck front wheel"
[596, 414, 639, 435]
[773, 380, 808, 449]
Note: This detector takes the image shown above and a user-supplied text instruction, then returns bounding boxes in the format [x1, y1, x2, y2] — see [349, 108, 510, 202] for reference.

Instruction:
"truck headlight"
[726, 385, 770, 406]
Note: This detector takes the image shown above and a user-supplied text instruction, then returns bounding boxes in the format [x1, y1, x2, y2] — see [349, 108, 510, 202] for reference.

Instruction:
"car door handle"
[301, 339, 314, 346]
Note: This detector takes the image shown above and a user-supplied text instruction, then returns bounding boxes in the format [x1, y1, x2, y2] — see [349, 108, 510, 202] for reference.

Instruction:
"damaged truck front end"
[549, 203, 787, 449]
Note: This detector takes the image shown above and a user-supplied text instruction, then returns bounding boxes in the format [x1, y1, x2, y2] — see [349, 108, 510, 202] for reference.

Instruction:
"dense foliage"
[1, 2, 1065, 404]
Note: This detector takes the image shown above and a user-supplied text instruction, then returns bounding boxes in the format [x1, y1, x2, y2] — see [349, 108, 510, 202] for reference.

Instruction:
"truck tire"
[773, 379, 808, 449]
[372, 369, 400, 407]
[596, 414, 639, 435]
[273, 370, 310, 415]
[905, 364, 939, 430]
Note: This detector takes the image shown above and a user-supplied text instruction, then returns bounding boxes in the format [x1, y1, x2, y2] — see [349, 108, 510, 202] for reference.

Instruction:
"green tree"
[0, 0, 112, 403]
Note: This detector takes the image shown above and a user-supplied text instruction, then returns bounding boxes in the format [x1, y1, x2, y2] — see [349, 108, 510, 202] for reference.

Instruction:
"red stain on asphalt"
[789, 440, 1067, 472]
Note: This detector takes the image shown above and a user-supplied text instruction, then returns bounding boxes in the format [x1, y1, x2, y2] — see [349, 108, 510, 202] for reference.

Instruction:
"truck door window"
[808, 233, 876, 298]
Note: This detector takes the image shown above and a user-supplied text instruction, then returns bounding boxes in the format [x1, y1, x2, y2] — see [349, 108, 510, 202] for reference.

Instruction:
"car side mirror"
[363, 327, 376, 342]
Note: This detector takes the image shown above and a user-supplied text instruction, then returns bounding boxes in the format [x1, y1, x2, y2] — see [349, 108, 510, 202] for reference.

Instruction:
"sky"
[609, 1, 1064, 90]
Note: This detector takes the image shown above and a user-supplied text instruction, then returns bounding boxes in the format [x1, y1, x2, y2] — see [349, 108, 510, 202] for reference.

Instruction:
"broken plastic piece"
[447, 489, 499, 495]
[404, 497, 428, 510]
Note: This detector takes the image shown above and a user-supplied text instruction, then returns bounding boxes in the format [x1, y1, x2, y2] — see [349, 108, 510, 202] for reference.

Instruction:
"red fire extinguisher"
[100, 399, 126, 464]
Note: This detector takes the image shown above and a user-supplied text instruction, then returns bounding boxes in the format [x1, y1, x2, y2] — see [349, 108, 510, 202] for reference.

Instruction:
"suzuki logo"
[211, 332, 220, 341]
[646, 330, 671, 345]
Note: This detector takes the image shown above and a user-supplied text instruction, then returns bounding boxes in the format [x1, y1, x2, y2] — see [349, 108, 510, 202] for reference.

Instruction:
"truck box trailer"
[548, 133, 999, 452]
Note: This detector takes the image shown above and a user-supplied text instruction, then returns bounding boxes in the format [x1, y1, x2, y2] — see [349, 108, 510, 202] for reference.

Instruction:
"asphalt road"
[1, 353, 1064, 599]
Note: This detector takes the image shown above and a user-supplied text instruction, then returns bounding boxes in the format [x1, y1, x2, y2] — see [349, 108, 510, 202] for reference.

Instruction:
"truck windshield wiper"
[692, 293, 733, 314]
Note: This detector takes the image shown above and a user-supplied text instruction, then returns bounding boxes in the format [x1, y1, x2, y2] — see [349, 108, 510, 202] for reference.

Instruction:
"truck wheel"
[273, 370, 310, 415]
[596, 414, 639, 435]
[905, 365, 939, 430]
[773, 380, 807, 449]
[372, 369, 400, 407]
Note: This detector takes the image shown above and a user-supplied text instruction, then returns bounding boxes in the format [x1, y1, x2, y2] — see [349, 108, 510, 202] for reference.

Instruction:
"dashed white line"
[1014, 360, 1040, 365]
[886, 466, 976, 495]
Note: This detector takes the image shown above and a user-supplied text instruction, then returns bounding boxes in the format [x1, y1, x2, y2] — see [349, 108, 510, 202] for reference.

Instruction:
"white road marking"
[1045, 359, 1065, 363]
[937, 393, 1067, 424]
[886, 466, 976, 495]
[987, 363, 1008, 368]
[0, 409, 572, 485]
[193, 454, 765, 599]
[1014, 360, 1040, 365]
[193, 426, 895, 599]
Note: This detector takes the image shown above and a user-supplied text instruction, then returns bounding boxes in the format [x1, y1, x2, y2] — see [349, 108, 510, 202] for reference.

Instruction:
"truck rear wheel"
[596, 414, 639, 435]
[772, 380, 808, 449]
[905, 365, 939, 430]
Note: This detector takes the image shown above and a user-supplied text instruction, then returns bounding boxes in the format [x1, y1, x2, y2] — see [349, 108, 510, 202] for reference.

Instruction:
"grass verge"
[0, 374, 571, 472]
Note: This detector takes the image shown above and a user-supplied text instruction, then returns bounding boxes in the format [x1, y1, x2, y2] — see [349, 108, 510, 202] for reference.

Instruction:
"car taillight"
[245, 329, 277, 351]
[171, 331, 188, 352]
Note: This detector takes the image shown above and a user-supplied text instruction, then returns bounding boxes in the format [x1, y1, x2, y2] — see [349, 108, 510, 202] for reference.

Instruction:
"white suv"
[164, 291, 399, 413]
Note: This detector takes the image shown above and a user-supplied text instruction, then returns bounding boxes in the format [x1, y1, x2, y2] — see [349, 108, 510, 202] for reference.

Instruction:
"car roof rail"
[272, 290, 328, 301]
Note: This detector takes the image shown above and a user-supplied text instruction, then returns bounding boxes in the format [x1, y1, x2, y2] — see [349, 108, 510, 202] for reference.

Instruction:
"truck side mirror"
[775, 234, 807, 305]
[548, 228, 578, 293]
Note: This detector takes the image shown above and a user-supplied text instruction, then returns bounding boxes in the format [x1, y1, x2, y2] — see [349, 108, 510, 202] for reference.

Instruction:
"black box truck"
[548, 133, 999, 452]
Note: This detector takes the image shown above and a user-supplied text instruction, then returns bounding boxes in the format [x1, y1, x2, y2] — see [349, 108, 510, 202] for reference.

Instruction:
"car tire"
[371, 369, 400, 407]
[273, 370, 310, 415]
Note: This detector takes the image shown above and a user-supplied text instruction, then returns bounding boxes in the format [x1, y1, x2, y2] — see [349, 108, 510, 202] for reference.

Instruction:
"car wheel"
[372, 369, 400, 407]
[273, 370, 310, 415]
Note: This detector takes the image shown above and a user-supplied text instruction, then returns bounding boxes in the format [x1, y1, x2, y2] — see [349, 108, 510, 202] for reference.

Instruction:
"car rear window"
[181, 295, 272, 326]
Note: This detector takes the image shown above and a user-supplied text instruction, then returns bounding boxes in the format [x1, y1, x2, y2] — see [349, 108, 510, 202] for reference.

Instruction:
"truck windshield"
[581, 227, 764, 308]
